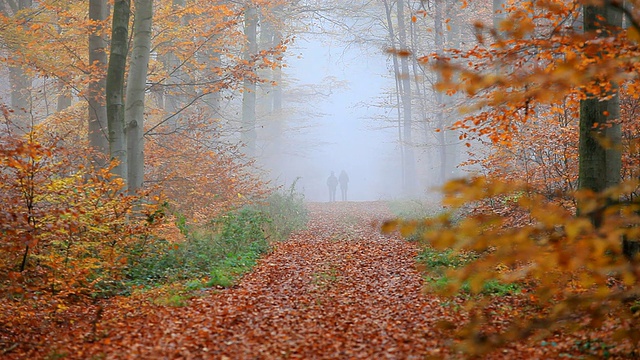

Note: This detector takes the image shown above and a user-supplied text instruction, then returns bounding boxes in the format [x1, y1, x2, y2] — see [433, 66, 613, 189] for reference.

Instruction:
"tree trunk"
[9, 63, 31, 132]
[241, 4, 258, 156]
[434, 0, 447, 186]
[161, 0, 188, 126]
[382, 0, 405, 190]
[125, 0, 153, 194]
[88, 0, 109, 163]
[579, 5, 621, 196]
[579, 5, 632, 259]
[7, 0, 33, 133]
[106, 0, 131, 182]
[258, 10, 278, 164]
[397, 0, 416, 195]
[445, 0, 462, 179]
[272, 29, 283, 113]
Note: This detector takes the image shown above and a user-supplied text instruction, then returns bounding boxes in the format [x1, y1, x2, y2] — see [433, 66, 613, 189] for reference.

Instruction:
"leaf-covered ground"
[0, 202, 623, 359]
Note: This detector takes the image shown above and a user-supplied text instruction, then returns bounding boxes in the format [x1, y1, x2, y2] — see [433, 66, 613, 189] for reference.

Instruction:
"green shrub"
[253, 178, 308, 242]
[126, 208, 269, 287]
[212, 207, 269, 252]
[125, 183, 307, 292]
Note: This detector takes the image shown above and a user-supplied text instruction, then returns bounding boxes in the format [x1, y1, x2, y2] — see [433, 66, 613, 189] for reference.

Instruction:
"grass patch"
[417, 247, 478, 271]
[417, 246, 521, 296]
[125, 183, 308, 297]
[152, 292, 190, 307]
[392, 207, 522, 297]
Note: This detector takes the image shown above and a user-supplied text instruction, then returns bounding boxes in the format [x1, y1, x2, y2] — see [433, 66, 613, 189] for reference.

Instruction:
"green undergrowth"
[388, 200, 522, 297]
[125, 182, 308, 301]
[417, 246, 522, 296]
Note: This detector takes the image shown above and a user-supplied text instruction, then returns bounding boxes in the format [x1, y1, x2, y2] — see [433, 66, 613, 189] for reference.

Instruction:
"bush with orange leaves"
[0, 126, 162, 301]
[385, 177, 640, 356]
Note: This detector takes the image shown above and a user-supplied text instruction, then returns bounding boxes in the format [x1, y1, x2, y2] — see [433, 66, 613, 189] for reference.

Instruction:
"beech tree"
[105, 0, 131, 181]
[105, 0, 152, 192]
[88, 0, 109, 160]
[578, 4, 622, 201]
[126, 0, 153, 193]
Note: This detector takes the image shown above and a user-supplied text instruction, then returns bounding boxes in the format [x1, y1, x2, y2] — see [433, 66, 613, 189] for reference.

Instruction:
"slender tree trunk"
[7, 0, 33, 133]
[88, 0, 109, 162]
[197, 29, 222, 134]
[126, 0, 153, 194]
[397, 0, 416, 195]
[383, 0, 405, 190]
[443, 0, 462, 181]
[258, 12, 274, 116]
[434, 0, 447, 186]
[272, 29, 283, 113]
[106, 0, 131, 182]
[409, 17, 431, 188]
[241, 4, 258, 156]
[9, 64, 31, 131]
[258, 11, 280, 164]
[269, 52, 283, 165]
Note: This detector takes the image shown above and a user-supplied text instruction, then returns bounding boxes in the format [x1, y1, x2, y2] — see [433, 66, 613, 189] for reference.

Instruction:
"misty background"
[267, 33, 401, 202]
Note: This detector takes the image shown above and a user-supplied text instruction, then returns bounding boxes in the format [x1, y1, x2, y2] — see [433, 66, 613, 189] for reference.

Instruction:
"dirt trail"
[76, 201, 456, 359]
[4, 202, 479, 359]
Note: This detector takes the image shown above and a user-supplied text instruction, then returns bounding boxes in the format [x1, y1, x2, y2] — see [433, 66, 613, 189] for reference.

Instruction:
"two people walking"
[327, 170, 349, 202]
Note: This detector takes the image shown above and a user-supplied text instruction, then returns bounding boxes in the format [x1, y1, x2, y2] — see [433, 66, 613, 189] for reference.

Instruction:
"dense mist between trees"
[264, 33, 401, 202]
[256, 25, 463, 202]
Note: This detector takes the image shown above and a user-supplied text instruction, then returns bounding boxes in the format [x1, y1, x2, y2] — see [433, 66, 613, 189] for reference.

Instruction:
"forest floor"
[0, 202, 630, 359]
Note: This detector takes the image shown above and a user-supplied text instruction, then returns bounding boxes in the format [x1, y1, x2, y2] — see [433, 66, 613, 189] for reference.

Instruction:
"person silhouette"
[327, 171, 338, 202]
[339, 170, 349, 201]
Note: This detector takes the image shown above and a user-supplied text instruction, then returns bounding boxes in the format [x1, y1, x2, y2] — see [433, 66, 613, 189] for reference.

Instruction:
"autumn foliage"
[0, 120, 159, 300]
[379, 0, 640, 355]
[387, 178, 640, 355]
[4, 0, 640, 357]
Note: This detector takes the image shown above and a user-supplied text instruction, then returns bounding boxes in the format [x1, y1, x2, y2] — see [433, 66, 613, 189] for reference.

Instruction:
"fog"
[260, 34, 404, 202]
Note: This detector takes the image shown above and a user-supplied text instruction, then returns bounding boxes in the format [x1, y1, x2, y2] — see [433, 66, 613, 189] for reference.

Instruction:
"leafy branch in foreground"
[384, 177, 640, 356]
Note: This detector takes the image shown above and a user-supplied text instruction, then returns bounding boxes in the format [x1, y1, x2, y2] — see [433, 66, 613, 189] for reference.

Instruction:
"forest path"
[5, 202, 610, 359]
[84, 201, 456, 359]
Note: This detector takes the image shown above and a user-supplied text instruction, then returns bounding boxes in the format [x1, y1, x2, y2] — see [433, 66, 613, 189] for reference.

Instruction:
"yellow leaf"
[399, 221, 417, 237]
[622, 271, 636, 286]
[565, 218, 591, 240]
[381, 220, 398, 234]
[468, 275, 484, 294]
[628, 26, 640, 42]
